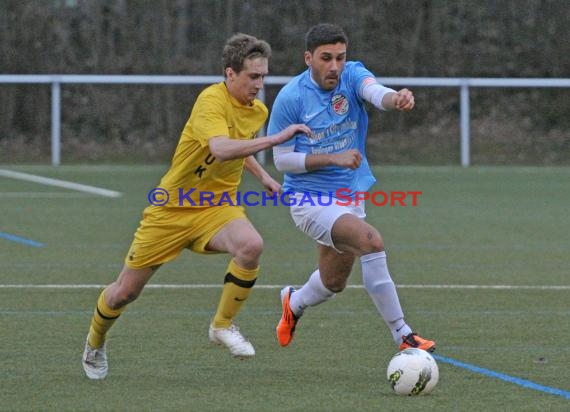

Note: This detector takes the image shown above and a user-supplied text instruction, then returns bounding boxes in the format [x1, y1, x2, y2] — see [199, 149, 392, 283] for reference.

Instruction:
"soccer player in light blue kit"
[268, 23, 436, 352]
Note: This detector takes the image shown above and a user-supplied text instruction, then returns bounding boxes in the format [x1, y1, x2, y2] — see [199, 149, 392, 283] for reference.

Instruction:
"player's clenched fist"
[393, 88, 415, 111]
[334, 149, 362, 169]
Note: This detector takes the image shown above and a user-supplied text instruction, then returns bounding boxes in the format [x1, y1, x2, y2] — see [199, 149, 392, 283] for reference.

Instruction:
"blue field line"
[433, 354, 570, 400]
[0, 232, 44, 248]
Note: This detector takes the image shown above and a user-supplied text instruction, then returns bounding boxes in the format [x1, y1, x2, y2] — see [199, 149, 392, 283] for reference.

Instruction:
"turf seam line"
[433, 354, 570, 400]
[0, 232, 45, 248]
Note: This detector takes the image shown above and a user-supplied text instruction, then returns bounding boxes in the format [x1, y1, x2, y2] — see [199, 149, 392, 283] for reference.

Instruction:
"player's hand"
[393, 88, 415, 111]
[333, 149, 362, 169]
[272, 124, 312, 145]
[260, 174, 282, 196]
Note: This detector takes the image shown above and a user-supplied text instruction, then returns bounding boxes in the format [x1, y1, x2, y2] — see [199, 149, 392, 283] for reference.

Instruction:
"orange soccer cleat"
[399, 332, 436, 353]
[276, 286, 300, 346]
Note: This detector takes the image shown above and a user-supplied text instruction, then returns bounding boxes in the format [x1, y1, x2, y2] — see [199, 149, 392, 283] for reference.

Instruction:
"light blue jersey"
[268, 61, 377, 198]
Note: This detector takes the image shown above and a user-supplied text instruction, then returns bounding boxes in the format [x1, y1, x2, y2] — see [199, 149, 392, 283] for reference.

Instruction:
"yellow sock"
[87, 288, 126, 348]
[212, 259, 258, 328]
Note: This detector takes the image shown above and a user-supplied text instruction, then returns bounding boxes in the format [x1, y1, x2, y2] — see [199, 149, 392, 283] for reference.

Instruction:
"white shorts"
[289, 193, 366, 251]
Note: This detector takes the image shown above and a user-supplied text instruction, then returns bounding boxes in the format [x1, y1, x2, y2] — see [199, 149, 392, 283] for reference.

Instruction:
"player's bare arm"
[305, 149, 362, 171]
[244, 156, 281, 195]
[209, 123, 312, 161]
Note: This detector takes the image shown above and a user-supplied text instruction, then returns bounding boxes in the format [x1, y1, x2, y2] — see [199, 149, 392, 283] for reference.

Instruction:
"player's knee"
[360, 232, 384, 254]
[369, 236, 384, 252]
[236, 233, 264, 262]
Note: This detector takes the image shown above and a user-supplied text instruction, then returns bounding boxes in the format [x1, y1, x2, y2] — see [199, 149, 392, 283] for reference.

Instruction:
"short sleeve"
[191, 91, 229, 147]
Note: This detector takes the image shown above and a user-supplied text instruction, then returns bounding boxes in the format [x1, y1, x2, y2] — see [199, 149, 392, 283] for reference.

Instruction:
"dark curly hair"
[222, 33, 272, 76]
[305, 23, 348, 53]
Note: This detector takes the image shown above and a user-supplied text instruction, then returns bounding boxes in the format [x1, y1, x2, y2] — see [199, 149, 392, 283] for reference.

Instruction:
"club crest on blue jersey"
[331, 94, 349, 115]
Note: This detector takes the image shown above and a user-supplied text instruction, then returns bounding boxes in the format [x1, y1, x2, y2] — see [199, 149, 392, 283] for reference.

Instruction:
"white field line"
[0, 169, 122, 198]
[0, 284, 568, 290]
[0, 192, 95, 198]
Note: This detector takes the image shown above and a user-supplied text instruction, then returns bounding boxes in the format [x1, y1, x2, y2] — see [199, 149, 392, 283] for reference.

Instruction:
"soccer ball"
[386, 348, 439, 396]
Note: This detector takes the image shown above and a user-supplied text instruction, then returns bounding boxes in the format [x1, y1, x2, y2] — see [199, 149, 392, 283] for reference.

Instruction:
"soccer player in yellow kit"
[82, 33, 311, 379]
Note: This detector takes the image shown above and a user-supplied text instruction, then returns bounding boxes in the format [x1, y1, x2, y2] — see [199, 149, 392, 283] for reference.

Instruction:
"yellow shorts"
[124, 204, 247, 269]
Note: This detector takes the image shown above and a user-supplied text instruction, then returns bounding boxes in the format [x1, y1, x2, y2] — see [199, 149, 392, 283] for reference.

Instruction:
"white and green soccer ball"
[386, 348, 439, 396]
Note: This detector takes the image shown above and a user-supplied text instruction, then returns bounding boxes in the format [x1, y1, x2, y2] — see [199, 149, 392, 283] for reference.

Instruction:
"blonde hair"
[222, 33, 271, 76]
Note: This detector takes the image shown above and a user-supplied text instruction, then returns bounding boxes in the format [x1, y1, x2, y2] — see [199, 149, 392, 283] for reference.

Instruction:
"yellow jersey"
[157, 82, 268, 208]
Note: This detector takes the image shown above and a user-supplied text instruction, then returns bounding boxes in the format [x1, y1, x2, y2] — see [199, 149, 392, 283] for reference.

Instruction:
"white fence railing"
[1, 75, 569, 166]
